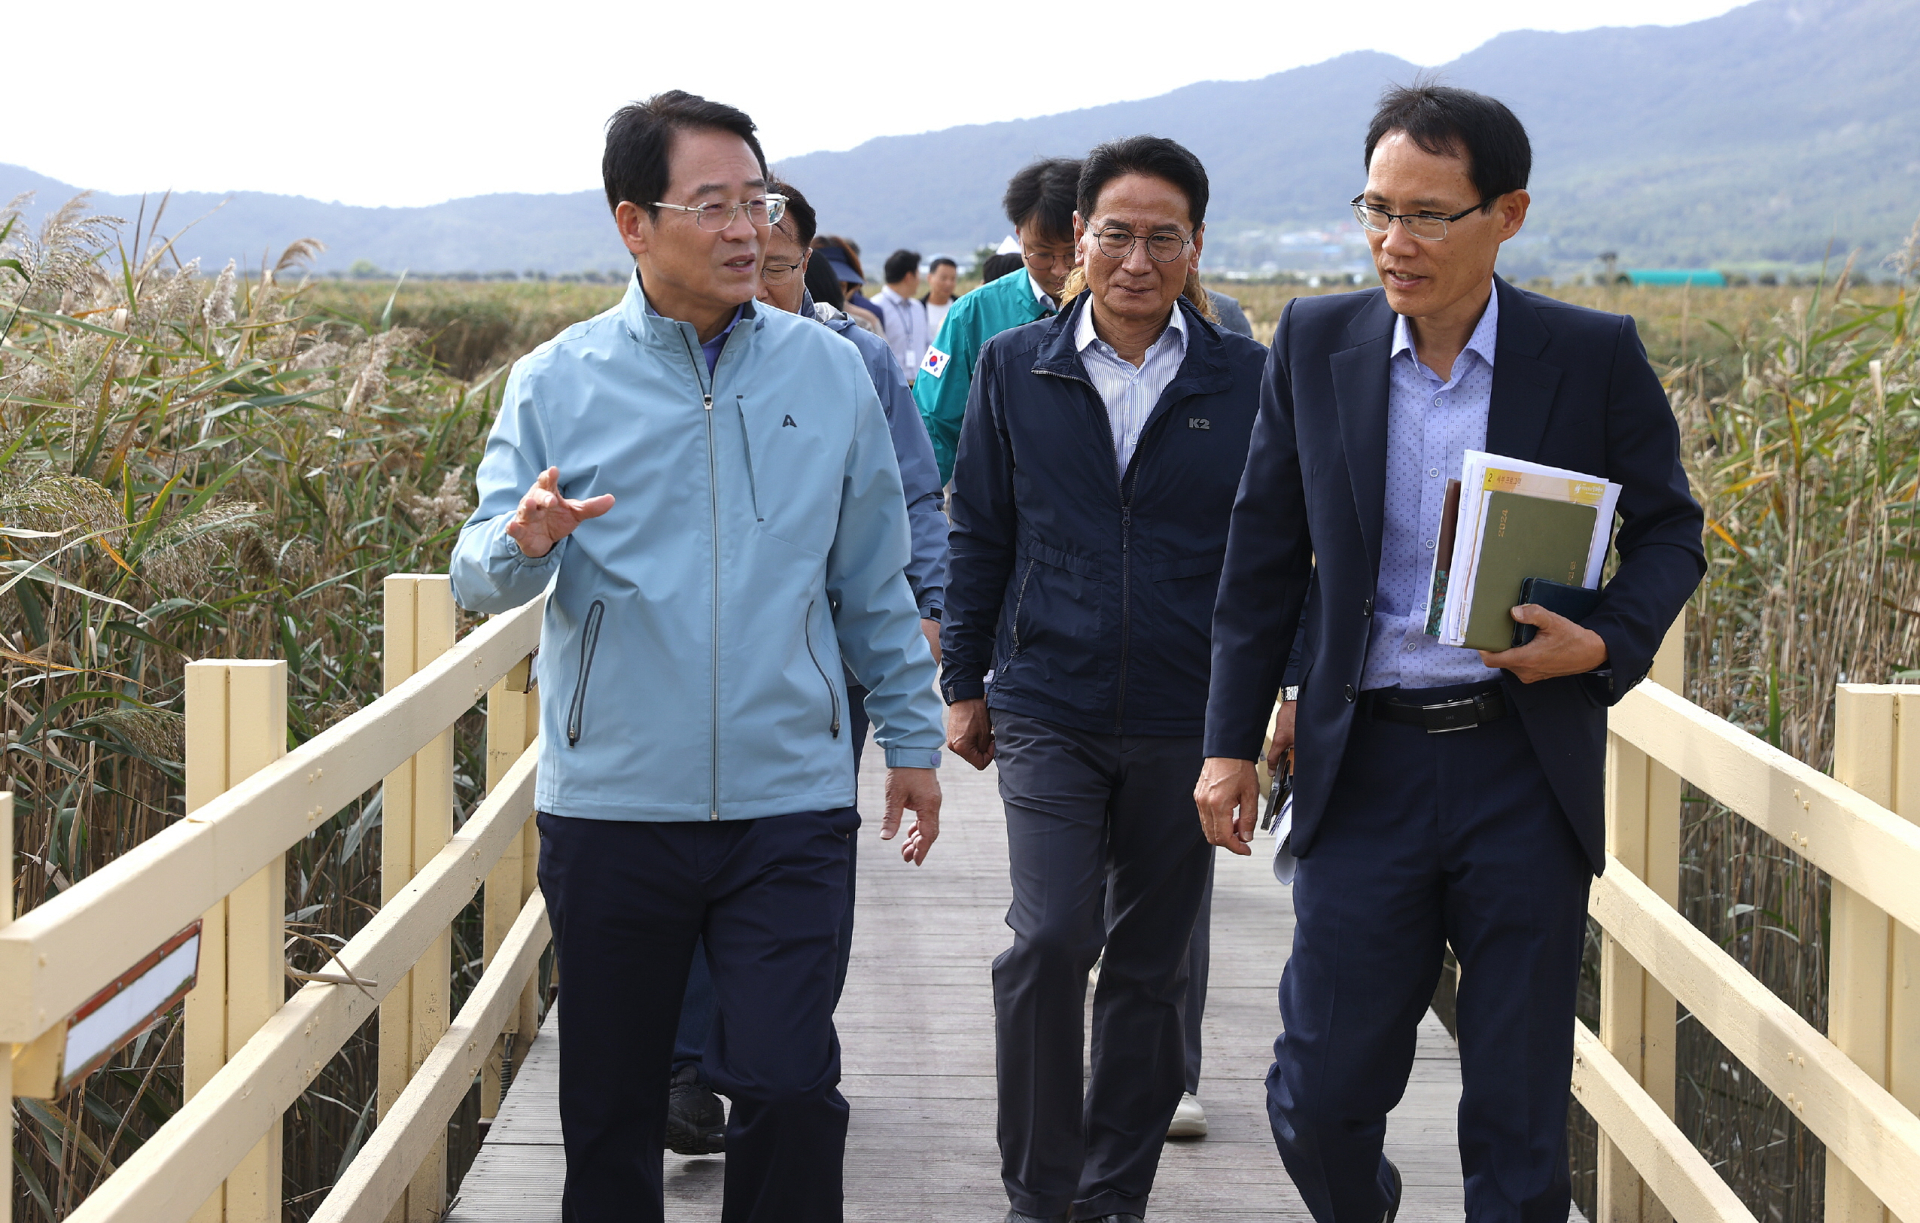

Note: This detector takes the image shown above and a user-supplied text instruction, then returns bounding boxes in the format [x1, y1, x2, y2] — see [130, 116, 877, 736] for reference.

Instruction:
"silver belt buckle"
[1422, 695, 1481, 734]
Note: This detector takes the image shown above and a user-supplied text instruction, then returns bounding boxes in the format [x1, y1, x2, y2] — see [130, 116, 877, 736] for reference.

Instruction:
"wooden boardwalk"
[448, 746, 1466, 1221]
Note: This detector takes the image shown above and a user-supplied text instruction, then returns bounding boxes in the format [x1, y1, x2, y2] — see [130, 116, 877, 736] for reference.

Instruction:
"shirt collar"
[1074, 295, 1189, 355]
[1027, 271, 1059, 312]
[1390, 280, 1499, 371]
[646, 295, 744, 342]
[876, 286, 906, 306]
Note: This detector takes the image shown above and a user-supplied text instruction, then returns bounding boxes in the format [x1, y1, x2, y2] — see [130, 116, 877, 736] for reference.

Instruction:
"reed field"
[2, 196, 1916, 1221]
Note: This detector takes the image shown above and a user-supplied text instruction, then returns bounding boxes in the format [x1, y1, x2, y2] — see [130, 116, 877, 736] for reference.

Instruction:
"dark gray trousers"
[990, 710, 1213, 1221]
[1186, 861, 1212, 1095]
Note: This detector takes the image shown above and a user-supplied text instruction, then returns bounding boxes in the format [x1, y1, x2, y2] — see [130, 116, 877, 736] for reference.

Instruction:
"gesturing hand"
[507, 467, 615, 559]
[883, 767, 942, 865]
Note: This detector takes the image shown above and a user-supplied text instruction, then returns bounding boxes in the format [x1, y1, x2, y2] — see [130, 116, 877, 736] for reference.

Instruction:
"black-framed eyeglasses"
[1022, 246, 1077, 271]
[762, 258, 805, 286]
[652, 193, 788, 232]
[1349, 195, 1488, 242]
[1092, 228, 1193, 263]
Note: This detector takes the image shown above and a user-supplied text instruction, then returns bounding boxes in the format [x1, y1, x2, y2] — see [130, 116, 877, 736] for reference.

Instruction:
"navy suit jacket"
[1202, 277, 1705, 873]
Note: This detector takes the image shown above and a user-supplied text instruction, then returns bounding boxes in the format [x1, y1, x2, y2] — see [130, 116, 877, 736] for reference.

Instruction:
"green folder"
[1461, 491, 1598, 651]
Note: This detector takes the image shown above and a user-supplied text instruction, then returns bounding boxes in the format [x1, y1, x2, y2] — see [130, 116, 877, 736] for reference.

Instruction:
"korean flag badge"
[920, 346, 950, 379]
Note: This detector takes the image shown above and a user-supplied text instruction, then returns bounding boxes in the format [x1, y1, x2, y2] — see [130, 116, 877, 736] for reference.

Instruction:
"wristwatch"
[1283, 686, 1301, 702]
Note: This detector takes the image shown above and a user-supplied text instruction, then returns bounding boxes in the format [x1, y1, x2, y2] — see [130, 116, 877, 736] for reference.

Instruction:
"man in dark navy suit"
[1194, 86, 1704, 1222]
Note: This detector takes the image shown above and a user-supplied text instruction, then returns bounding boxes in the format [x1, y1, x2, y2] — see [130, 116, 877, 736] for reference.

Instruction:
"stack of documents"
[1423, 451, 1621, 652]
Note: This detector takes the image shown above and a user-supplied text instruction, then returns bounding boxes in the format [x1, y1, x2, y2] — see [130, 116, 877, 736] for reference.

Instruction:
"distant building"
[1626, 269, 1727, 287]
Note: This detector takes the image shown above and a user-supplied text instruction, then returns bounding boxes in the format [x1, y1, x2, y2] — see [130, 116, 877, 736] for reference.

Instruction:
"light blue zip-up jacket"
[450, 277, 943, 823]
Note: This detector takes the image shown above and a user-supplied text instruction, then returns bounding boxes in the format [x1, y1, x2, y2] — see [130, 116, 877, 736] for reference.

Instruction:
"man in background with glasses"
[915, 156, 1082, 483]
[660, 179, 951, 1157]
[1196, 85, 1703, 1222]
[943, 135, 1267, 1223]
[451, 90, 945, 1223]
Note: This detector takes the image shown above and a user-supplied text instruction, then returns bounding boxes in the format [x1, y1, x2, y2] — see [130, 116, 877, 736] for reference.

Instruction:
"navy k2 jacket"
[942, 295, 1268, 737]
[1203, 278, 1706, 873]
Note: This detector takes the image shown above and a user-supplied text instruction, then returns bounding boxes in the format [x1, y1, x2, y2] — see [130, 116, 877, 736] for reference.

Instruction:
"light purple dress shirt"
[1359, 286, 1504, 691]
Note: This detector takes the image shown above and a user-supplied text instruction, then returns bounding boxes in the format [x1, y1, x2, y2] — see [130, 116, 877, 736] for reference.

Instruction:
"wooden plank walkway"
[447, 745, 1467, 1220]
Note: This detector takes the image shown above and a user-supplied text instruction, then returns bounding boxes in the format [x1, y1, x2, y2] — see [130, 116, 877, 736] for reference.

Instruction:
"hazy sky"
[10, 0, 1747, 208]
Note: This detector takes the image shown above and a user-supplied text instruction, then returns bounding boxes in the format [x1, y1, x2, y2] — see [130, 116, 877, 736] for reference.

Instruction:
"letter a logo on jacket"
[782, 414, 797, 427]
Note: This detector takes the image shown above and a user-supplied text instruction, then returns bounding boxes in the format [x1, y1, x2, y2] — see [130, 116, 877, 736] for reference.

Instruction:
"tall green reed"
[1567, 249, 1917, 1222]
[1, 194, 516, 1220]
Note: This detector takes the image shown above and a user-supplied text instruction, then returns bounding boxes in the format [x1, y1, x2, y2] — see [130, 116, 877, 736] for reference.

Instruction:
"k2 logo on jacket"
[782, 415, 797, 427]
[1187, 417, 1211, 430]
[920, 347, 949, 379]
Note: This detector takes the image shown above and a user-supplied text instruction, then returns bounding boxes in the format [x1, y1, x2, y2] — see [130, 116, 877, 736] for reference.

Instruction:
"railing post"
[379, 575, 456, 1223]
[481, 652, 538, 1118]
[1597, 612, 1684, 1223]
[182, 660, 289, 1223]
[1888, 689, 1920, 1214]
[519, 788, 542, 1072]
[1827, 683, 1920, 1222]
[3, 791, 13, 1223]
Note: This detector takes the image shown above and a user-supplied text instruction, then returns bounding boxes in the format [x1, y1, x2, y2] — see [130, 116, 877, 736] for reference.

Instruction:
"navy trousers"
[672, 689, 870, 1083]
[1269, 684, 1591, 1223]
[539, 807, 857, 1223]
[991, 710, 1213, 1221]
[1185, 860, 1212, 1096]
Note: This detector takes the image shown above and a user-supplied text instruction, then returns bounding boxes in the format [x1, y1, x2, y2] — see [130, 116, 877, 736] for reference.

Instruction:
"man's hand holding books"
[1476, 602, 1607, 683]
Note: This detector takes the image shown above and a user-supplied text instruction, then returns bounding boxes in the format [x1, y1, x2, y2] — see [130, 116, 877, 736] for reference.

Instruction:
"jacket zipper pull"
[704, 394, 713, 411]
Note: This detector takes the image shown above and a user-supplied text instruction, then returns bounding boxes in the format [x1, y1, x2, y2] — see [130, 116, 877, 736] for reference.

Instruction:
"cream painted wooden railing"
[1577, 612, 1920, 1222]
[1, 575, 546, 1223]
[10, 583, 1920, 1223]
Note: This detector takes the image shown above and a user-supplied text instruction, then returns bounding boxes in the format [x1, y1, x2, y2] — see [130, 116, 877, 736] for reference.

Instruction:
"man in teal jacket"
[449, 91, 943, 1223]
[914, 157, 1081, 482]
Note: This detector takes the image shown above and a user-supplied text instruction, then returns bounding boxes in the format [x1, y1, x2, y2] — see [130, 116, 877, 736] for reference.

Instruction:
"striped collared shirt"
[1074, 300, 1188, 478]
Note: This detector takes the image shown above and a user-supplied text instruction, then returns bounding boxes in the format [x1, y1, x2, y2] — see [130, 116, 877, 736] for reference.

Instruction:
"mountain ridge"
[5, 0, 1914, 277]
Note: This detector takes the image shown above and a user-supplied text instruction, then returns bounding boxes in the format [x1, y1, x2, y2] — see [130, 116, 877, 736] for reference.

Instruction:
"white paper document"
[1271, 794, 1297, 885]
[1424, 450, 1623, 648]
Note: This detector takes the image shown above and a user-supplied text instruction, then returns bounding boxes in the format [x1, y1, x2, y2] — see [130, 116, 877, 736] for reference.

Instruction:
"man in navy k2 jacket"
[942, 137, 1267, 1223]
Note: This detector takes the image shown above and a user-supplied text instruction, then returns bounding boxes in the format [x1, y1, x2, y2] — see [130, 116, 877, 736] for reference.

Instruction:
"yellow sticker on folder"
[1480, 467, 1608, 506]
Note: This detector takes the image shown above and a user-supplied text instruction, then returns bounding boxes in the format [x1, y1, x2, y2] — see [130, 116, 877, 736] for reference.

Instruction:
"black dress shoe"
[665, 1064, 726, 1155]
[1383, 1156, 1403, 1222]
[1002, 1212, 1065, 1223]
[1085, 1216, 1143, 1223]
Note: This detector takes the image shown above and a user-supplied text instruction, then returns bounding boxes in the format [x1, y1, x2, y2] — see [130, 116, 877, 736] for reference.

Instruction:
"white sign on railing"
[58, 920, 201, 1094]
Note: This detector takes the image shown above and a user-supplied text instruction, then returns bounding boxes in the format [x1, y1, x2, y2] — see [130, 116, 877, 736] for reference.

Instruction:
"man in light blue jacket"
[449, 91, 944, 1223]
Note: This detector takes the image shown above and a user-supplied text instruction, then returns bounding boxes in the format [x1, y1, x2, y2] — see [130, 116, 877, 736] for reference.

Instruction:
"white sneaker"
[1167, 1092, 1208, 1138]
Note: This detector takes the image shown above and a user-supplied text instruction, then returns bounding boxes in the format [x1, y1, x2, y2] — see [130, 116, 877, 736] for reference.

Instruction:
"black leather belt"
[1364, 685, 1508, 734]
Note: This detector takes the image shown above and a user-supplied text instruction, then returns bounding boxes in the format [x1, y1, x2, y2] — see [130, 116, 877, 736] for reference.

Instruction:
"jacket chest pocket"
[737, 395, 840, 557]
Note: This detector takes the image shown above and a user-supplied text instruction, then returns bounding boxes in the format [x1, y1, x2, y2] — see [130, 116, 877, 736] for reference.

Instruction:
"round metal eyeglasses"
[1349, 195, 1487, 242]
[1092, 229, 1191, 263]
[653, 193, 788, 232]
